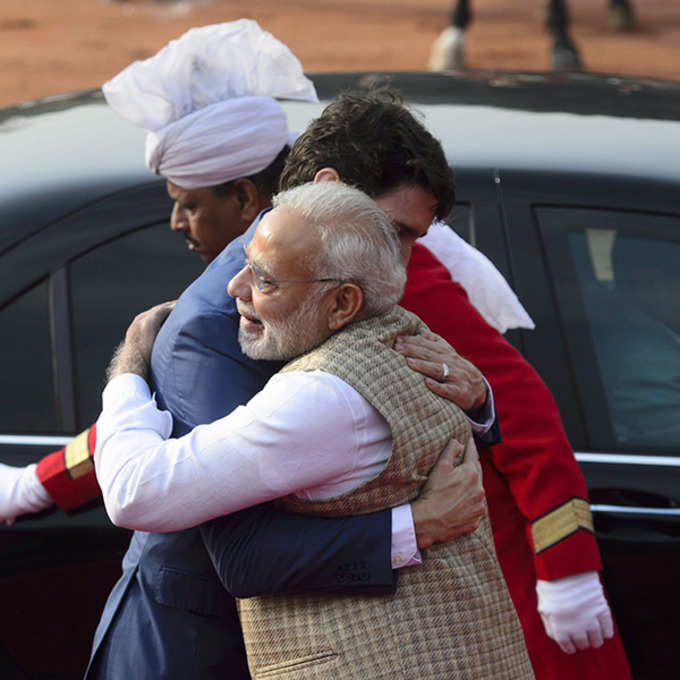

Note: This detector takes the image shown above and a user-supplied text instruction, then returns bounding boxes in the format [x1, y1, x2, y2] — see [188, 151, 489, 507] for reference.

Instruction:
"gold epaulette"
[64, 428, 95, 480]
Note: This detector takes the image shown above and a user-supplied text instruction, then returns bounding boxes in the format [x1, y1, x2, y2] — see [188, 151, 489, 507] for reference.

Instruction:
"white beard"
[238, 293, 329, 361]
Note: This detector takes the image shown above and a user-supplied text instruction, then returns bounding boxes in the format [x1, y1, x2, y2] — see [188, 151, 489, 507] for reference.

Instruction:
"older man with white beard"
[95, 181, 532, 680]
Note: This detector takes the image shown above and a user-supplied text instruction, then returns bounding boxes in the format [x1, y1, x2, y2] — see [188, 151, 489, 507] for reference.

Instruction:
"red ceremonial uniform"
[34, 242, 631, 679]
[400, 243, 631, 680]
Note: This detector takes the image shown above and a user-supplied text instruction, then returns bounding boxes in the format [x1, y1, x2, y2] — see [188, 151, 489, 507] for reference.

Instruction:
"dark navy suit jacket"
[85, 216, 395, 679]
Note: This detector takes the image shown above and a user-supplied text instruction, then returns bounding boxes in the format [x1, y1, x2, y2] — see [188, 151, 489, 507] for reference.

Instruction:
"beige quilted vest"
[238, 306, 533, 680]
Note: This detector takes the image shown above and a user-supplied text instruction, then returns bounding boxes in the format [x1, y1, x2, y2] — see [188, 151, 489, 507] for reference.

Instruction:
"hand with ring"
[394, 329, 487, 412]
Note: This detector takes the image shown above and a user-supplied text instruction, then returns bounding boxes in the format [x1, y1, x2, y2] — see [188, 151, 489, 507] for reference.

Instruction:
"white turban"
[102, 19, 318, 189]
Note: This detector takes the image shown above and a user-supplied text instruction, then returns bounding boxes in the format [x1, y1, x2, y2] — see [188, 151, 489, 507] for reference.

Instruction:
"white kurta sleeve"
[95, 371, 370, 532]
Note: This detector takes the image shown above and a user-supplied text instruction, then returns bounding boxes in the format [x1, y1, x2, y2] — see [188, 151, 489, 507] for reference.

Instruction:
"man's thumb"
[439, 438, 463, 467]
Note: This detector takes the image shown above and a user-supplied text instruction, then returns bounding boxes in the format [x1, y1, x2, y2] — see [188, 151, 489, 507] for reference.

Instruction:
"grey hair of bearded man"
[271, 182, 407, 317]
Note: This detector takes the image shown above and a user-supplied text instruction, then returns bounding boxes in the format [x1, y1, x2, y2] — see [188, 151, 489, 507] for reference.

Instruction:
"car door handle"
[590, 503, 680, 545]
[591, 503, 680, 522]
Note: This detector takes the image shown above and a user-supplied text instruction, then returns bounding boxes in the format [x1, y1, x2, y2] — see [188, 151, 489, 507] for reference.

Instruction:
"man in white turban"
[102, 19, 316, 263]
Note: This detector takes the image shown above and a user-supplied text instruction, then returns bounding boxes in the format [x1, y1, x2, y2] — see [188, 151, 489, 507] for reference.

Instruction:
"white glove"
[0, 463, 53, 524]
[536, 571, 615, 654]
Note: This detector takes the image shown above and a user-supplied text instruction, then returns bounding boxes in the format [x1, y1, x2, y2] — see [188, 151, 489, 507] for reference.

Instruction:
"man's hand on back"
[107, 301, 176, 382]
[411, 437, 485, 549]
[394, 329, 487, 411]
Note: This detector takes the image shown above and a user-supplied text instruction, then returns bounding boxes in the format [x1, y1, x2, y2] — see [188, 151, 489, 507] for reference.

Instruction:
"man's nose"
[170, 204, 187, 232]
[227, 266, 252, 300]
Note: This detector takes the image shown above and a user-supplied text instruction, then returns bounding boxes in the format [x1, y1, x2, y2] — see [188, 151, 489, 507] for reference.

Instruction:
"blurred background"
[2, 0, 680, 107]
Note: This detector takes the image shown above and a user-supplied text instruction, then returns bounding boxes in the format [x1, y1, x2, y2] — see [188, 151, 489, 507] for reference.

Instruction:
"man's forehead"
[255, 207, 308, 247]
[375, 184, 438, 210]
[248, 213, 277, 258]
[166, 179, 201, 200]
[249, 207, 317, 274]
[247, 211, 291, 265]
[374, 184, 439, 237]
[166, 179, 185, 195]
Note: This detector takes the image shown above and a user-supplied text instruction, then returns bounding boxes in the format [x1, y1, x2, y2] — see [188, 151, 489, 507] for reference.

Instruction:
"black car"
[1, 71, 679, 679]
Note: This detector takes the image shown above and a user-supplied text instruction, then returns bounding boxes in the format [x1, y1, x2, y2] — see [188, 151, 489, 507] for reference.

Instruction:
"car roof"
[2, 70, 679, 254]
[306, 71, 680, 182]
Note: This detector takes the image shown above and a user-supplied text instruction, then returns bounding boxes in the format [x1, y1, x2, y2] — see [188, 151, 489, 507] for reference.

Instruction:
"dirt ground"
[1, 0, 680, 108]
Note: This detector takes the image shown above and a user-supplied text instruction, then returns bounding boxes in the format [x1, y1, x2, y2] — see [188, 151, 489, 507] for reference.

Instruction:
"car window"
[0, 280, 58, 433]
[70, 223, 204, 428]
[538, 207, 680, 452]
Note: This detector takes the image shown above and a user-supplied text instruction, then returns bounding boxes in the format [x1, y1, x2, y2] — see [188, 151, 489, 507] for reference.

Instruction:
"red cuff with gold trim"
[35, 424, 101, 511]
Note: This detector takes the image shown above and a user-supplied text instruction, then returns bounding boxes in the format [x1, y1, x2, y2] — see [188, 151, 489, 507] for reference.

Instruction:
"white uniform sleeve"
[0, 463, 53, 523]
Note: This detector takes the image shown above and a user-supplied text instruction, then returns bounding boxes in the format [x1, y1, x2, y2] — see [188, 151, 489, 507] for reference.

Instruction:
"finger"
[425, 377, 456, 395]
[396, 343, 450, 365]
[145, 301, 176, 328]
[430, 441, 461, 476]
[441, 438, 464, 465]
[539, 612, 554, 640]
[424, 377, 475, 411]
[398, 344, 476, 389]
[463, 438, 479, 465]
[142, 300, 175, 319]
[395, 334, 453, 358]
[598, 611, 614, 639]
[587, 625, 604, 649]
[420, 329, 454, 351]
[558, 636, 577, 655]
[405, 357, 448, 381]
[158, 301, 175, 321]
[572, 632, 590, 652]
[153, 300, 175, 317]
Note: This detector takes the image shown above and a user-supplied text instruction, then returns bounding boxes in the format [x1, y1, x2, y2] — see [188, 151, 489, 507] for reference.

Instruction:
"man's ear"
[313, 167, 341, 183]
[232, 178, 265, 222]
[326, 283, 363, 332]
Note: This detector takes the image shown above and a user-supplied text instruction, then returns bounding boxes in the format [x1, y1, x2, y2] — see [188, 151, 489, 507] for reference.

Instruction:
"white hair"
[271, 182, 406, 316]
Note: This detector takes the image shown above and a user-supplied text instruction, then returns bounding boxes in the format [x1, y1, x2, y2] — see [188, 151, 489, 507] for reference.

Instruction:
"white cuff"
[99, 374, 173, 440]
[102, 373, 156, 407]
[390, 504, 422, 569]
[96, 373, 173, 471]
[536, 571, 606, 610]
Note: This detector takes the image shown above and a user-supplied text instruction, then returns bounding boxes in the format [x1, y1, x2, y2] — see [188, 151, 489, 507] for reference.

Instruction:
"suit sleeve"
[201, 503, 396, 597]
[472, 400, 502, 449]
[35, 424, 102, 511]
[400, 243, 602, 580]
